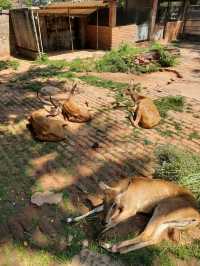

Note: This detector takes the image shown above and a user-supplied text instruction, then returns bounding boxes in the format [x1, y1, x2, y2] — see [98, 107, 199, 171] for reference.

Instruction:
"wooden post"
[109, 0, 117, 27]
[96, 7, 99, 49]
[149, 0, 159, 41]
[68, 8, 74, 51]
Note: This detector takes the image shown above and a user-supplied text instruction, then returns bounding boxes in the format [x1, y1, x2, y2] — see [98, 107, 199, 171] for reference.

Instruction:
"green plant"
[155, 145, 200, 203]
[0, 0, 12, 9]
[95, 43, 145, 73]
[188, 131, 200, 140]
[150, 43, 178, 67]
[69, 58, 95, 72]
[0, 60, 19, 71]
[79, 75, 127, 90]
[36, 54, 69, 69]
[154, 96, 185, 118]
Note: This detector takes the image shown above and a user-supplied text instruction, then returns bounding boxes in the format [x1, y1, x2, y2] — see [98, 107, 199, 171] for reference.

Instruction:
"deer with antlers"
[28, 82, 92, 141]
[66, 177, 200, 253]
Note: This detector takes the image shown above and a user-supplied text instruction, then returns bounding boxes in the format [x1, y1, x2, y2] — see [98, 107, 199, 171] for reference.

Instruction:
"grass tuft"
[154, 96, 185, 118]
[155, 144, 200, 203]
[0, 59, 19, 71]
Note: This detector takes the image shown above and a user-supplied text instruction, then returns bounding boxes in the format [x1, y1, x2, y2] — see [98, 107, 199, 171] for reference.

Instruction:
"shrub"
[158, 49, 177, 67]
[155, 145, 200, 203]
[154, 96, 185, 118]
[0, 0, 12, 9]
[96, 43, 145, 73]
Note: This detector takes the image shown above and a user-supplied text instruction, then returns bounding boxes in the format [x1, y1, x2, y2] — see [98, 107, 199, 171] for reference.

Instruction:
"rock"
[31, 191, 63, 206]
[82, 239, 89, 248]
[40, 86, 61, 95]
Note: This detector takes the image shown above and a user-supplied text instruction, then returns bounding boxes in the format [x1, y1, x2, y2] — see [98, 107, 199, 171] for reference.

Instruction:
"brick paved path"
[0, 45, 200, 264]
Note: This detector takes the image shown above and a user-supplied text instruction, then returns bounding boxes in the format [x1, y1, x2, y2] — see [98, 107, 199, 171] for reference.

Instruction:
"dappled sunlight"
[0, 43, 200, 265]
[36, 169, 77, 191]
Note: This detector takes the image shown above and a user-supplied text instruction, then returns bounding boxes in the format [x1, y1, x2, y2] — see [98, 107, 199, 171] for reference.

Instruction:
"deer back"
[28, 109, 67, 141]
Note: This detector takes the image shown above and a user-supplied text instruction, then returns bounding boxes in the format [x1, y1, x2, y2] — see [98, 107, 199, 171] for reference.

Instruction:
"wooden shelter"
[10, 0, 193, 59]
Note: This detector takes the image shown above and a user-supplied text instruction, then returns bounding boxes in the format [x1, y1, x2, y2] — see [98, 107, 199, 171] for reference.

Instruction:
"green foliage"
[36, 54, 69, 69]
[155, 144, 200, 203]
[188, 131, 200, 140]
[0, 0, 12, 9]
[79, 75, 127, 90]
[95, 43, 145, 73]
[0, 60, 19, 71]
[24, 0, 32, 6]
[158, 49, 177, 67]
[150, 43, 177, 67]
[69, 58, 96, 72]
[154, 96, 185, 118]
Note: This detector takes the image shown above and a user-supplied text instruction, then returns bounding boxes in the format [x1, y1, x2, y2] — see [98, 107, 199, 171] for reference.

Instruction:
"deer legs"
[105, 197, 200, 254]
[129, 109, 141, 128]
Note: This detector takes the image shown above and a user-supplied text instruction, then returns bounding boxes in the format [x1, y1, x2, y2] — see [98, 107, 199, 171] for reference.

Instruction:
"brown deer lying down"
[66, 177, 200, 253]
[28, 109, 67, 141]
[61, 82, 92, 123]
[126, 89, 161, 129]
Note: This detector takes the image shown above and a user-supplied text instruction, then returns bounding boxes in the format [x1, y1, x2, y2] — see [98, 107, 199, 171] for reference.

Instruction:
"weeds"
[154, 96, 185, 118]
[69, 58, 96, 72]
[79, 75, 128, 90]
[155, 144, 200, 203]
[150, 42, 178, 67]
[188, 131, 200, 140]
[0, 59, 19, 71]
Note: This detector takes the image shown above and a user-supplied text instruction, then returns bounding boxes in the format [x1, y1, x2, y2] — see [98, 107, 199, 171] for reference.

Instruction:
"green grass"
[188, 131, 200, 140]
[154, 96, 185, 118]
[155, 144, 200, 203]
[0, 59, 19, 71]
[89, 240, 200, 266]
[80, 75, 128, 90]
[35, 43, 179, 75]
[143, 139, 153, 145]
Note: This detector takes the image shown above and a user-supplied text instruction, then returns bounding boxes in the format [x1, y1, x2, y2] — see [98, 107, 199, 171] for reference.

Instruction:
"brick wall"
[86, 24, 138, 50]
[111, 24, 138, 48]
[0, 12, 10, 57]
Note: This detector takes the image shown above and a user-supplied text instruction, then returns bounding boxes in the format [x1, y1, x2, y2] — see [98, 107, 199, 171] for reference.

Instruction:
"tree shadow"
[1, 61, 196, 265]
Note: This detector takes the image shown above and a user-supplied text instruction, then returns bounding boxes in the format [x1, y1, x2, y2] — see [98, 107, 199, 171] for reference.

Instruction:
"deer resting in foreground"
[126, 89, 161, 129]
[66, 177, 200, 253]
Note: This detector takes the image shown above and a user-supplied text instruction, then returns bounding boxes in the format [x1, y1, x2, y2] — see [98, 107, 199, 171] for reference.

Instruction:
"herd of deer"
[27, 81, 200, 254]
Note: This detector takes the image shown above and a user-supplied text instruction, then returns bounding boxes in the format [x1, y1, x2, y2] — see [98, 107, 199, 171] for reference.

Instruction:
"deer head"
[99, 179, 131, 228]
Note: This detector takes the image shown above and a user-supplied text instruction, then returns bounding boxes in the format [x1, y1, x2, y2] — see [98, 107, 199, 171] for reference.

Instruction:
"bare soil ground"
[0, 42, 200, 265]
